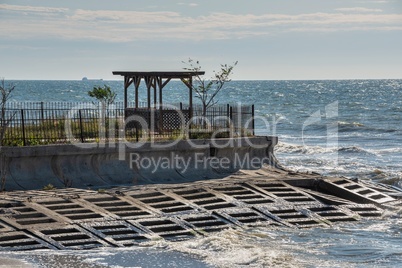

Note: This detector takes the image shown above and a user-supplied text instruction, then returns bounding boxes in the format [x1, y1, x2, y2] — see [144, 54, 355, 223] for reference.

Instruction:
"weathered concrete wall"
[0, 136, 278, 190]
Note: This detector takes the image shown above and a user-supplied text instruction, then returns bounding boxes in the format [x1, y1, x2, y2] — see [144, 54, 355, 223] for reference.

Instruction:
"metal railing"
[0, 102, 254, 146]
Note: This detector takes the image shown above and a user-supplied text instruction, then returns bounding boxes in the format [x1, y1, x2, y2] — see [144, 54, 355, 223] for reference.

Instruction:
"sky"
[0, 0, 401, 80]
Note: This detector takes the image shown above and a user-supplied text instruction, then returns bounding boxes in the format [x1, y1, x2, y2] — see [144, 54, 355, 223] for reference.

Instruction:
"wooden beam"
[180, 77, 194, 118]
[124, 76, 133, 89]
[161, 78, 171, 89]
[133, 76, 141, 108]
[124, 76, 131, 109]
[144, 76, 152, 109]
[180, 78, 191, 89]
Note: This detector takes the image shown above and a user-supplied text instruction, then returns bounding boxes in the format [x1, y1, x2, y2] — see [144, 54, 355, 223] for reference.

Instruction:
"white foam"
[168, 228, 300, 268]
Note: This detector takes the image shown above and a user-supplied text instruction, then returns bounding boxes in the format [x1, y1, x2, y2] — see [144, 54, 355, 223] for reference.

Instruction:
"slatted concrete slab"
[34, 197, 110, 223]
[0, 231, 56, 251]
[255, 206, 328, 228]
[31, 224, 111, 250]
[170, 187, 237, 211]
[208, 184, 276, 206]
[302, 205, 359, 224]
[125, 189, 198, 215]
[0, 220, 15, 233]
[0, 170, 400, 251]
[341, 204, 384, 218]
[130, 217, 196, 241]
[245, 181, 321, 205]
[0, 202, 59, 229]
[319, 178, 395, 205]
[215, 207, 283, 228]
[178, 212, 234, 234]
[80, 220, 151, 247]
[79, 194, 154, 220]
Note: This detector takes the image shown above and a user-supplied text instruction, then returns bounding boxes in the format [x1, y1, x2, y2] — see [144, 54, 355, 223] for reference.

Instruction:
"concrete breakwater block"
[0, 167, 400, 251]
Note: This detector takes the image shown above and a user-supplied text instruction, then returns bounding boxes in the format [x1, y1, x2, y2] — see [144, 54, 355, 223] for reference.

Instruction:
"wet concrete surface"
[1, 166, 401, 251]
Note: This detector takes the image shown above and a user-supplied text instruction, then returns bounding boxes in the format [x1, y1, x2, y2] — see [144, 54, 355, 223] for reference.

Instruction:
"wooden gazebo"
[112, 71, 204, 131]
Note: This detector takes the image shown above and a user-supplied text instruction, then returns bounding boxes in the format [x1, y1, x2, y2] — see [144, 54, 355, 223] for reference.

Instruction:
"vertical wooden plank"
[124, 76, 128, 109]
[134, 76, 141, 109]
[153, 76, 157, 108]
[158, 76, 163, 131]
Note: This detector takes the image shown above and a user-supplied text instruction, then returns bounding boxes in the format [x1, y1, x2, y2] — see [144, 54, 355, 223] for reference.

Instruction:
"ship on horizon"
[82, 77, 103, 81]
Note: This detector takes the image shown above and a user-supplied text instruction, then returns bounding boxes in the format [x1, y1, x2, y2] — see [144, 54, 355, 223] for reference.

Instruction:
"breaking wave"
[275, 142, 375, 156]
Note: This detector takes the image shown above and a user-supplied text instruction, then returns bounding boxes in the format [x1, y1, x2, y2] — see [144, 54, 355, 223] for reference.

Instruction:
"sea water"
[2, 79, 402, 267]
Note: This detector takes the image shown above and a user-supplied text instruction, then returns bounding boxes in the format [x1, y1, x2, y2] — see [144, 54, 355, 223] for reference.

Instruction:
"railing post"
[21, 109, 26, 146]
[252, 104, 255, 136]
[40, 101, 44, 121]
[79, 109, 84, 143]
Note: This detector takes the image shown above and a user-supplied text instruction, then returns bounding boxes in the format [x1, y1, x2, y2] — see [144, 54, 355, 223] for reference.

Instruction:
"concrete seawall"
[1, 136, 402, 252]
[0, 136, 278, 191]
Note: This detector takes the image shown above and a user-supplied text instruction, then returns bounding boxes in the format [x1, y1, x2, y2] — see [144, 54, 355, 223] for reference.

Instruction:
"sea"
[1, 79, 402, 267]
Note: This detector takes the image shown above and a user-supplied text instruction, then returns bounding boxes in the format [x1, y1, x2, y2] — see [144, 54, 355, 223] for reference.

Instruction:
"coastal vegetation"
[182, 58, 238, 117]
[0, 78, 16, 191]
[87, 85, 117, 106]
[0, 79, 16, 146]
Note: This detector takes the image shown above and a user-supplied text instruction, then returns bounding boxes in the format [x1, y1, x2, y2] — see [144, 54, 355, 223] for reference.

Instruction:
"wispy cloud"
[335, 7, 383, 13]
[0, 4, 68, 13]
[357, 0, 389, 3]
[1, 4, 401, 42]
[177, 2, 198, 7]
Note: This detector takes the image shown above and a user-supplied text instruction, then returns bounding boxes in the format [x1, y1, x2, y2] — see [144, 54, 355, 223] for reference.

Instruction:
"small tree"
[0, 78, 16, 191]
[88, 85, 116, 106]
[88, 85, 116, 141]
[0, 79, 16, 146]
[183, 58, 237, 117]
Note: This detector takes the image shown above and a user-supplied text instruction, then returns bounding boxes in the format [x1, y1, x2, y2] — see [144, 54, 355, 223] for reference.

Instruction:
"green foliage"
[189, 125, 231, 139]
[43, 184, 55, 191]
[1, 116, 145, 146]
[88, 85, 116, 105]
[0, 78, 16, 146]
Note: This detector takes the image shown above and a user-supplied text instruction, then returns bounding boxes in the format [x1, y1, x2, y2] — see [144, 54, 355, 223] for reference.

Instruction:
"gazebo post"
[158, 77, 163, 131]
[145, 76, 151, 109]
[133, 76, 141, 109]
[123, 76, 129, 109]
[153, 79, 157, 108]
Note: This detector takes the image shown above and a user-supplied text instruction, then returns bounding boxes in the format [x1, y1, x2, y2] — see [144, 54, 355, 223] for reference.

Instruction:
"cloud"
[357, 0, 389, 3]
[335, 7, 383, 13]
[177, 3, 198, 7]
[0, 4, 68, 13]
[1, 4, 402, 42]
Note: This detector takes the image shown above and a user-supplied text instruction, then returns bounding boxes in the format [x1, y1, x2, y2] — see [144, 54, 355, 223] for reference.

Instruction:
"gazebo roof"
[112, 71, 205, 78]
